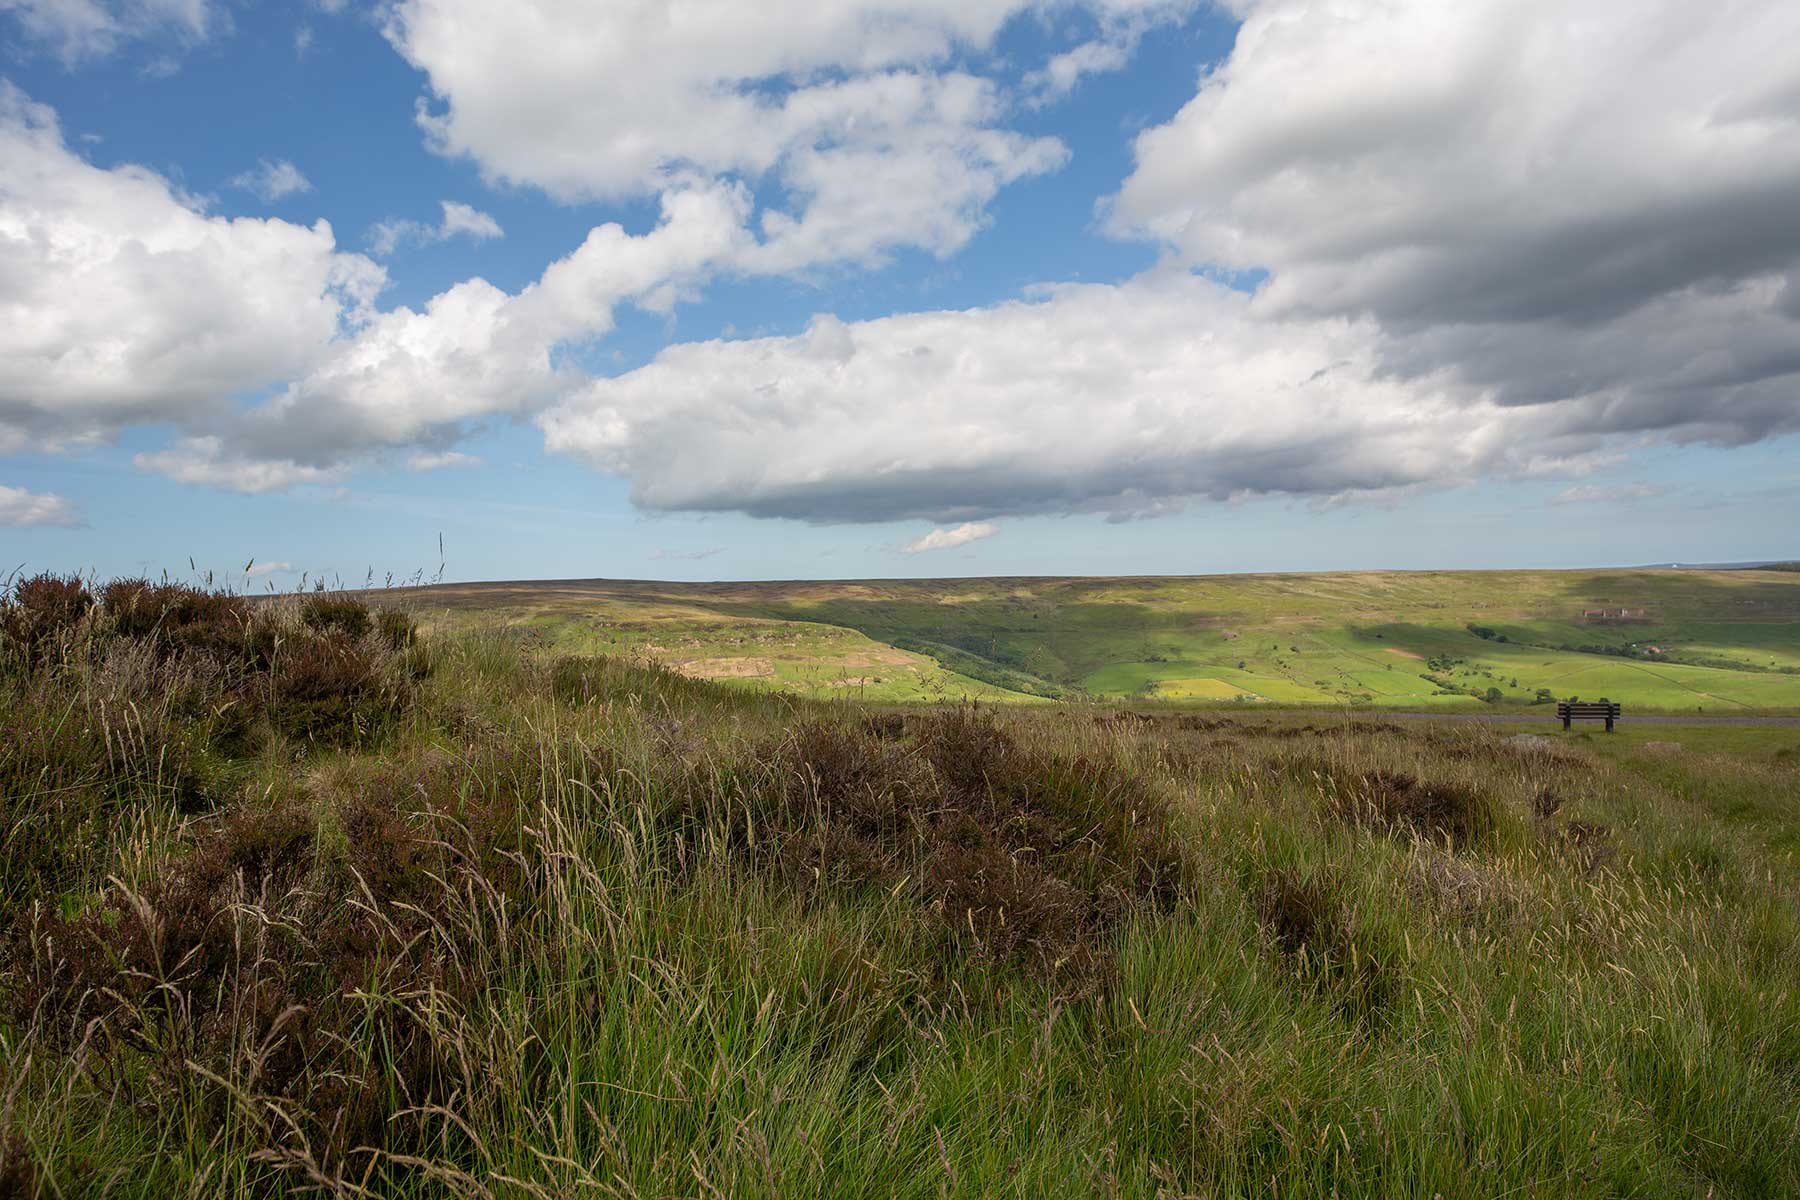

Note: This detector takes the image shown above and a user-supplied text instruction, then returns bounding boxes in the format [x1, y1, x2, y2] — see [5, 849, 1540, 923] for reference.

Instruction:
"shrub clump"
[264, 631, 406, 745]
[375, 607, 418, 650]
[759, 707, 1185, 986]
[2, 580, 415, 750]
[301, 594, 373, 639]
[3, 763, 526, 1179]
[0, 581, 419, 920]
[0, 574, 94, 668]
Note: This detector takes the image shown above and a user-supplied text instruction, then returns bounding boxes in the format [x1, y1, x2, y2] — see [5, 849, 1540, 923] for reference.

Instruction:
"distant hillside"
[1632, 560, 1800, 571]
[406, 568, 1800, 712]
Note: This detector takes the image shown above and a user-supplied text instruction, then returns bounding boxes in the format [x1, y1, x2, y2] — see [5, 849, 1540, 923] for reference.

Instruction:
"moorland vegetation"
[1, 573, 1798, 1198]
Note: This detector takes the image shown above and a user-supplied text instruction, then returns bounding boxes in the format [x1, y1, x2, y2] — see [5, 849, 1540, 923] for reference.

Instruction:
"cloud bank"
[542, 0, 1800, 522]
[541, 272, 1625, 523]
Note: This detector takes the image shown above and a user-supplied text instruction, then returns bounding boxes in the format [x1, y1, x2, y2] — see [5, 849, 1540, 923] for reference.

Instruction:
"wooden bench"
[1557, 701, 1621, 732]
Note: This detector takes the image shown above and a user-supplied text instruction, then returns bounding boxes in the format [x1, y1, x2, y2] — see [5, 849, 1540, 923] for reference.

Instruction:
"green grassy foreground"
[405, 568, 1800, 711]
[3, 576, 1799, 1198]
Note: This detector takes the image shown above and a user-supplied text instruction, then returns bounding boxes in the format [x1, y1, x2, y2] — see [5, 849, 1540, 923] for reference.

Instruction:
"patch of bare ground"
[835, 647, 919, 668]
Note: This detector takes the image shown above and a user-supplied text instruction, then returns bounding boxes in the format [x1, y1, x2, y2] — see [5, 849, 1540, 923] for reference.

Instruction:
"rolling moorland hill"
[406, 567, 1800, 712]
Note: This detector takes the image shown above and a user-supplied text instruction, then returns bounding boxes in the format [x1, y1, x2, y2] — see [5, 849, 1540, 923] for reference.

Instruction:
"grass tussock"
[2, 588, 1799, 1198]
[1256, 867, 1397, 1019]
[1327, 767, 1496, 848]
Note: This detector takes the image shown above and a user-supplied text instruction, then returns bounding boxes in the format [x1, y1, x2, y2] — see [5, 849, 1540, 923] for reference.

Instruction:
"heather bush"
[5, 797, 488, 1173]
[751, 707, 1185, 987]
[1324, 767, 1496, 848]
[0, 573, 94, 670]
[302, 594, 373, 640]
[375, 606, 417, 650]
[0, 584, 416, 924]
[264, 630, 406, 744]
[95, 578, 260, 660]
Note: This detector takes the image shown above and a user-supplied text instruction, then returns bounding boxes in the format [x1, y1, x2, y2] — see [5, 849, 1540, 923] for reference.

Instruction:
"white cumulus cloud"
[132, 438, 345, 493]
[381, 0, 1185, 269]
[903, 521, 998, 553]
[368, 199, 504, 257]
[0, 484, 82, 527]
[0, 84, 385, 454]
[1106, 0, 1800, 440]
[228, 158, 312, 202]
[225, 181, 754, 473]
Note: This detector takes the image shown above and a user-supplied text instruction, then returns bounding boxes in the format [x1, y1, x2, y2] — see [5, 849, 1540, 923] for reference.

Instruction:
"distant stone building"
[1580, 607, 1650, 623]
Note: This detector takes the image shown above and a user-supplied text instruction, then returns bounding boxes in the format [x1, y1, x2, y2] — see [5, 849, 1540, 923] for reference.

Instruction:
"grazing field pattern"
[3, 573, 1799, 1198]
[409, 568, 1800, 711]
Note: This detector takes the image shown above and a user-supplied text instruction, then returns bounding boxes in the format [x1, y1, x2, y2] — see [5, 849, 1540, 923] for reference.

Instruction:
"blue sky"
[2, 0, 1797, 586]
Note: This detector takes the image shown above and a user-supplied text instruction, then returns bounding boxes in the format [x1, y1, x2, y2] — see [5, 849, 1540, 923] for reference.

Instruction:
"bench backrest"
[1557, 701, 1622, 717]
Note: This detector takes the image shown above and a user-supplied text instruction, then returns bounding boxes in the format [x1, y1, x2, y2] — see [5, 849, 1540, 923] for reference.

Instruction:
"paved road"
[1347, 711, 1800, 728]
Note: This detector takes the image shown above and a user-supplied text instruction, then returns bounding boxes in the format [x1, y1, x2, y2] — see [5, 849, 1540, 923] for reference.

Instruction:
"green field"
[408, 568, 1800, 712]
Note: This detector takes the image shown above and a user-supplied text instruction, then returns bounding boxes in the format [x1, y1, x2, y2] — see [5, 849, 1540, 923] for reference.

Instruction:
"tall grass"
[1, 577, 1797, 1197]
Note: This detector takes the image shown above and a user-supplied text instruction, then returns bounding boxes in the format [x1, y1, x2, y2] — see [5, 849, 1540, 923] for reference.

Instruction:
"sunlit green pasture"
[402, 568, 1800, 711]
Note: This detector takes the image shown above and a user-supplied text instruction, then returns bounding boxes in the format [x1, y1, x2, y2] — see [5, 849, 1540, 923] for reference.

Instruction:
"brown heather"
[764, 709, 1183, 985]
